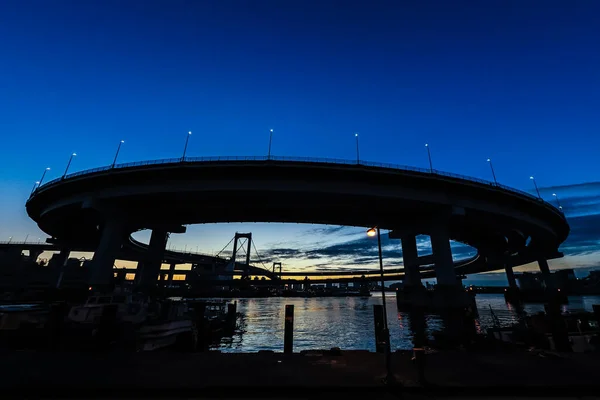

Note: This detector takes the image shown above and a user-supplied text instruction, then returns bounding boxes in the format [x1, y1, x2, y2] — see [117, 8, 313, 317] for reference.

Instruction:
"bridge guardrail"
[33, 155, 561, 215]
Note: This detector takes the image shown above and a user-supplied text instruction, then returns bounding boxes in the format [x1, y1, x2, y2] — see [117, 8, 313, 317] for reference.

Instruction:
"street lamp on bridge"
[530, 176, 541, 198]
[268, 129, 274, 159]
[355, 133, 360, 164]
[552, 193, 563, 211]
[63, 153, 77, 178]
[182, 131, 192, 161]
[38, 167, 51, 187]
[366, 226, 394, 385]
[112, 140, 125, 168]
[425, 143, 433, 173]
[30, 181, 40, 195]
[487, 158, 497, 185]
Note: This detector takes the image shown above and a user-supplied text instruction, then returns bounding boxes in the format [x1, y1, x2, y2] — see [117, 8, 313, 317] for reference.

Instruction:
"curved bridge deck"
[24, 156, 569, 286]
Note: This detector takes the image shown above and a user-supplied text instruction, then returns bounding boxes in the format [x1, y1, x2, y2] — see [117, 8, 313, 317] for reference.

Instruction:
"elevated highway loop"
[25, 156, 569, 292]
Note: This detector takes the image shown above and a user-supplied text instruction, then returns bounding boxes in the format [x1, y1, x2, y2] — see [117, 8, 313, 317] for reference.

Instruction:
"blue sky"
[1, 1, 600, 282]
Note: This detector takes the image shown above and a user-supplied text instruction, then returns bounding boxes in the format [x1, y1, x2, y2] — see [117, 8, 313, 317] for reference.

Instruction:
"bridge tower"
[272, 262, 282, 279]
[231, 232, 252, 278]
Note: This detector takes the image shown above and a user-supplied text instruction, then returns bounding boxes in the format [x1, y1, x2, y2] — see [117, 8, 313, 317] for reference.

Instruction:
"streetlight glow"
[366, 227, 377, 237]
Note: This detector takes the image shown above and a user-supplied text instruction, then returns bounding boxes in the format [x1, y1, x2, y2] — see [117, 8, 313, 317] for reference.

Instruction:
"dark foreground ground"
[1, 349, 599, 398]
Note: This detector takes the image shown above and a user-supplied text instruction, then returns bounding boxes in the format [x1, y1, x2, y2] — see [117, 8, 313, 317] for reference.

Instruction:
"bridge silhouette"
[23, 155, 569, 305]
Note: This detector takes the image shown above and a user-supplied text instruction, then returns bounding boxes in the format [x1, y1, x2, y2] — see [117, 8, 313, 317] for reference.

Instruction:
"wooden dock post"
[284, 304, 294, 354]
[226, 301, 237, 330]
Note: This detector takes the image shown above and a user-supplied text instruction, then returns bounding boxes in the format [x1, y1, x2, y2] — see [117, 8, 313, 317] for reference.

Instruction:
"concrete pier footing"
[89, 219, 127, 289]
[135, 229, 169, 290]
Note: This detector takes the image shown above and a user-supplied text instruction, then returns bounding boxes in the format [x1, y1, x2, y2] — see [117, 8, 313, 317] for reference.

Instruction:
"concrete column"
[136, 229, 168, 289]
[54, 248, 71, 289]
[538, 258, 554, 288]
[401, 235, 421, 287]
[505, 264, 517, 288]
[49, 248, 70, 269]
[430, 225, 457, 286]
[90, 219, 126, 288]
[134, 261, 143, 284]
[168, 262, 176, 282]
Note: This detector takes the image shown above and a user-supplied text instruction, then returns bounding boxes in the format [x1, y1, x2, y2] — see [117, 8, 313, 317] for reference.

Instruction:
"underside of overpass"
[24, 157, 569, 296]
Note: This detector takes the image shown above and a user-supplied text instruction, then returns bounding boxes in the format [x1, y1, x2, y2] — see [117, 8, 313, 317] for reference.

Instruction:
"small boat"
[67, 290, 148, 325]
[65, 290, 236, 352]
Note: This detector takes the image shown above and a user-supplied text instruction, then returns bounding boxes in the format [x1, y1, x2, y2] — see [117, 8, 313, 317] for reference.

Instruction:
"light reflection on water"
[214, 293, 600, 352]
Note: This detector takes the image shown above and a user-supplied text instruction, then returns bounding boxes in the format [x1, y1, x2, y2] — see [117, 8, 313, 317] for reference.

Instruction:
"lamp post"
[24, 234, 29, 243]
[63, 153, 77, 178]
[425, 144, 433, 173]
[38, 167, 51, 186]
[367, 226, 394, 384]
[268, 129, 273, 159]
[353, 133, 360, 164]
[552, 193, 563, 210]
[31, 181, 40, 195]
[487, 158, 497, 185]
[530, 176, 541, 198]
[8, 236, 12, 244]
[112, 140, 125, 168]
[182, 131, 192, 161]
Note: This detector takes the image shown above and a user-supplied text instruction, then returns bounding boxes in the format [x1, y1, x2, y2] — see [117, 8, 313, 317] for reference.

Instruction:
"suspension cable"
[251, 240, 269, 271]
[215, 236, 235, 258]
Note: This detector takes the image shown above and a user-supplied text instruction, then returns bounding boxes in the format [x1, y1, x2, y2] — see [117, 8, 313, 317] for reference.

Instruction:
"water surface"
[214, 293, 600, 352]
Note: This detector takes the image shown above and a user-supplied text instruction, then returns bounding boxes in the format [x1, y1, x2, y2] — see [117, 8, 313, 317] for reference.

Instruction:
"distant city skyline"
[1, 1, 599, 283]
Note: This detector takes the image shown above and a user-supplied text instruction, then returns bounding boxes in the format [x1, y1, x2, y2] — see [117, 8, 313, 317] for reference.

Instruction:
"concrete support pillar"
[49, 248, 70, 269]
[90, 219, 127, 288]
[136, 229, 168, 289]
[430, 225, 456, 286]
[168, 262, 176, 282]
[538, 258, 553, 289]
[401, 235, 421, 287]
[505, 264, 517, 288]
[54, 248, 71, 289]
